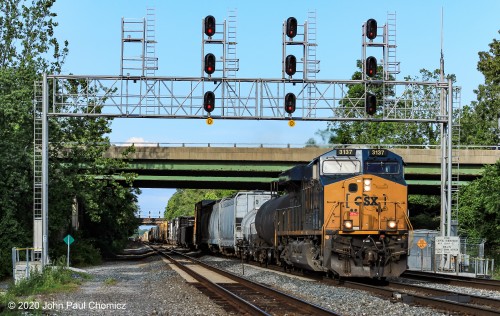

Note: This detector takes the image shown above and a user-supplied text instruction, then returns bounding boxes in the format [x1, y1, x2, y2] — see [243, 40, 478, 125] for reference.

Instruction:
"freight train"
[158, 148, 412, 279]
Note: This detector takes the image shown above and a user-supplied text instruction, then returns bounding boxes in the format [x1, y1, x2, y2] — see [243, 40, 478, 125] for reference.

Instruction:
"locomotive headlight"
[344, 220, 353, 231]
[364, 179, 371, 192]
[387, 220, 397, 230]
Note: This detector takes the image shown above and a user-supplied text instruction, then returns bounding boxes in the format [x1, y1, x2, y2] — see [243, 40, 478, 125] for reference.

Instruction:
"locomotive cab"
[321, 148, 410, 278]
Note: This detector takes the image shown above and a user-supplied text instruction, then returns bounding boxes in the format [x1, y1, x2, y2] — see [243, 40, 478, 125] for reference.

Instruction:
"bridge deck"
[105, 146, 500, 194]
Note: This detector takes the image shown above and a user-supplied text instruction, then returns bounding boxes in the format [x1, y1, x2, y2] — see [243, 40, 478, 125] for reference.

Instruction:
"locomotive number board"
[336, 149, 356, 156]
[369, 149, 388, 157]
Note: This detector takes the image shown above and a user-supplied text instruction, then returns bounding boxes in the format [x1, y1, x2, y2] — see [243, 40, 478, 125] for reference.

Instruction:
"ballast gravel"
[40, 255, 228, 315]
[199, 256, 450, 316]
[40, 248, 498, 315]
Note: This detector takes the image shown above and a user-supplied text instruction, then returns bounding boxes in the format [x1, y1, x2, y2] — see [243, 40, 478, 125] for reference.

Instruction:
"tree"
[165, 189, 236, 220]
[460, 31, 500, 146]
[457, 32, 500, 255]
[458, 161, 500, 250]
[317, 62, 454, 146]
[0, 0, 140, 276]
[0, 0, 67, 278]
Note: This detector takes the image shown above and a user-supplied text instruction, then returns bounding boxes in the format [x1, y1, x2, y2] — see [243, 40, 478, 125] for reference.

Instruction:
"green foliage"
[317, 63, 453, 146]
[460, 31, 500, 146]
[0, 0, 66, 278]
[0, 0, 141, 276]
[0, 259, 90, 313]
[164, 189, 237, 220]
[458, 161, 500, 249]
[408, 195, 441, 230]
[51, 234, 101, 267]
[7, 261, 88, 297]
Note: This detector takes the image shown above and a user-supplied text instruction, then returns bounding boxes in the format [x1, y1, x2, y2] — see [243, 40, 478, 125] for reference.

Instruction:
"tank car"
[242, 148, 411, 279]
[197, 191, 273, 255]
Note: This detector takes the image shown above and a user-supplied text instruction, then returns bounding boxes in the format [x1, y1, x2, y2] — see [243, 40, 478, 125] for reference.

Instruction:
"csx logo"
[346, 194, 387, 208]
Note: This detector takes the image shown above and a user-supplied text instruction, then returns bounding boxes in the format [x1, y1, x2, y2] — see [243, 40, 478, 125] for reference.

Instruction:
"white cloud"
[123, 137, 156, 147]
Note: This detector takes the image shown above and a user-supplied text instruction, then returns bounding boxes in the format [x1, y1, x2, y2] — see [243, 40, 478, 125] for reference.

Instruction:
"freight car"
[148, 226, 159, 243]
[167, 216, 195, 247]
[194, 148, 411, 279]
[194, 191, 273, 255]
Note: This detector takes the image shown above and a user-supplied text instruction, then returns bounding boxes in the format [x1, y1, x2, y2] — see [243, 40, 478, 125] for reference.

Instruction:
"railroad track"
[387, 280, 500, 312]
[196, 254, 500, 316]
[402, 270, 500, 291]
[335, 279, 500, 316]
[148, 245, 339, 316]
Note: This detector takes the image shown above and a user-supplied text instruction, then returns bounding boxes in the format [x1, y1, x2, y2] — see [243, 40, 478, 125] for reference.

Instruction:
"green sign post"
[63, 234, 75, 267]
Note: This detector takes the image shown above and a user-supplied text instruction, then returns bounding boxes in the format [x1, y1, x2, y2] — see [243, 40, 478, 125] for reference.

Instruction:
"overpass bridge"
[104, 144, 500, 195]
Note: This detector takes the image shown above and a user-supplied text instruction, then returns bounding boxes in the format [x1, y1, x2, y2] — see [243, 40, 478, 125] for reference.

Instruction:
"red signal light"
[365, 93, 377, 115]
[204, 91, 215, 113]
[286, 17, 297, 38]
[366, 56, 377, 77]
[284, 93, 296, 114]
[366, 19, 377, 40]
[204, 53, 216, 75]
[204, 15, 216, 37]
[285, 55, 297, 76]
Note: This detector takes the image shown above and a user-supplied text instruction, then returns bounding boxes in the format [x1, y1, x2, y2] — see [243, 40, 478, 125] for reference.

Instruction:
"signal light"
[204, 53, 216, 75]
[366, 56, 377, 77]
[365, 93, 377, 115]
[285, 55, 297, 76]
[284, 93, 296, 114]
[286, 17, 297, 38]
[204, 15, 216, 37]
[204, 91, 215, 113]
[366, 19, 377, 40]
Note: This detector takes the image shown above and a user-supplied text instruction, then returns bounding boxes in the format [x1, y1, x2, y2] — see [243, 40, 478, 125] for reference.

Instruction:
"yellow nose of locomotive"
[325, 174, 408, 234]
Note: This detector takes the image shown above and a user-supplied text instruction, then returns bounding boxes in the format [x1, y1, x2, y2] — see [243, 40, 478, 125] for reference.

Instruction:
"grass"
[0, 261, 91, 314]
[103, 277, 117, 286]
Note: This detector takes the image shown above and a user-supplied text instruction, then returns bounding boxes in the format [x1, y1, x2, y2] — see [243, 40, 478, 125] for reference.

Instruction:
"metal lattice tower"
[384, 12, 400, 79]
[362, 13, 400, 81]
[450, 86, 462, 233]
[33, 81, 43, 261]
[120, 9, 158, 115]
[224, 9, 240, 116]
[306, 10, 320, 118]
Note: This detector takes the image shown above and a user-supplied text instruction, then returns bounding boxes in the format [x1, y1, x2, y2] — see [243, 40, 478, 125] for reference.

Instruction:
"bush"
[0, 258, 90, 313]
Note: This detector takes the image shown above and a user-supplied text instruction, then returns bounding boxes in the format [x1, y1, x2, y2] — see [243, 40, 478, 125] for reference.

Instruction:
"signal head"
[365, 92, 377, 115]
[204, 15, 216, 37]
[285, 55, 297, 76]
[204, 91, 215, 113]
[204, 53, 216, 75]
[366, 18, 377, 40]
[284, 93, 296, 114]
[286, 17, 298, 38]
[365, 56, 377, 77]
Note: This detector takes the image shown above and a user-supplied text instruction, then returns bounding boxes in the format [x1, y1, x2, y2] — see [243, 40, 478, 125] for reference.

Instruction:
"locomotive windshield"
[322, 159, 361, 174]
[365, 161, 400, 174]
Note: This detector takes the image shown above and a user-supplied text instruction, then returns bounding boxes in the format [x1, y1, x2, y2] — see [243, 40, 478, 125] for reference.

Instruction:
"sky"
[51, 0, 500, 218]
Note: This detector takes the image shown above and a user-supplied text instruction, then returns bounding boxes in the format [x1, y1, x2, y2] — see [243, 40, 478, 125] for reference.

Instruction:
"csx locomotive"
[247, 148, 412, 278]
[185, 148, 411, 279]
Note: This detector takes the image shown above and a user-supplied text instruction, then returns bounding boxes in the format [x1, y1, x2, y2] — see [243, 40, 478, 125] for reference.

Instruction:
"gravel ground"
[28, 248, 499, 316]
[39, 253, 228, 315]
[199, 256, 450, 316]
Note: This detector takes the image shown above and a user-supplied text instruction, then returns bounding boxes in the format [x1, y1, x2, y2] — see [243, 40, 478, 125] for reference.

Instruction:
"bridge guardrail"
[108, 142, 500, 150]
